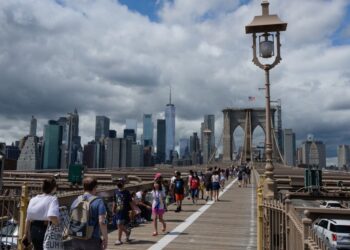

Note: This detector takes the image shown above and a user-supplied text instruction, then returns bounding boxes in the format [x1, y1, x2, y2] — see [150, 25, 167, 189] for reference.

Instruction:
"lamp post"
[245, 0, 287, 199]
[67, 112, 74, 168]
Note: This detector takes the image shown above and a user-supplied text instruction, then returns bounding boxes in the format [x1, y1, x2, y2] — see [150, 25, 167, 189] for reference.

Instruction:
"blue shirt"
[71, 193, 106, 239]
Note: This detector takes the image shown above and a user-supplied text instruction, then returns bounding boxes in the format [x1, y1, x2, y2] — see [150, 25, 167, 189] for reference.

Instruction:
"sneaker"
[205, 196, 209, 202]
[114, 240, 123, 245]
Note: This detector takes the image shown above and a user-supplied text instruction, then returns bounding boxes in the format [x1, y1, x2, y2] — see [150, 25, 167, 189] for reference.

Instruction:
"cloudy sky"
[0, 0, 350, 159]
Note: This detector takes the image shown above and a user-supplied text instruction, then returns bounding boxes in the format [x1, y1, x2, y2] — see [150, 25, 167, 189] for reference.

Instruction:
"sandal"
[152, 232, 158, 236]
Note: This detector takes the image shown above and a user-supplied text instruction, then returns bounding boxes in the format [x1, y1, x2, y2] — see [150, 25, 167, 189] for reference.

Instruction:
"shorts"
[175, 194, 184, 201]
[212, 182, 220, 190]
[205, 183, 213, 191]
[152, 208, 165, 216]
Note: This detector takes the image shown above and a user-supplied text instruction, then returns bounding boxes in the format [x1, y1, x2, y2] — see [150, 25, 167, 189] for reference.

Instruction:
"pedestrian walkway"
[107, 178, 256, 250]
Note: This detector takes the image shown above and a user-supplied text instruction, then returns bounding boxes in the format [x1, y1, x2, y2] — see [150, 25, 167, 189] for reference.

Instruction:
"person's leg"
[159, 214, 166, 232]
[153, 214, 158, 235]
[191, 189, 195, 203]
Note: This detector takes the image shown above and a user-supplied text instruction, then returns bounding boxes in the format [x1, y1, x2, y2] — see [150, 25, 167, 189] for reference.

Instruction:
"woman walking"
[23, 178, 60, 250]
[190, 172, 200, 204]
[212, 171, 220, 202]
[151, 180, 166, 236]
[220, 170, 226, 191]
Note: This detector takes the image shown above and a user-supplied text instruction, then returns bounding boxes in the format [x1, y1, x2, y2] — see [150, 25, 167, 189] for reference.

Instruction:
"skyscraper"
[300, 136, 326, 168]
[165, 88, 175, 163]
[43, 121, 63, 169]
[105, 138, 121, 168]
[156, 119, 166, 163]
[203, 129, 212, 164]
[143, 114, 154, 146]
[283, 129, 296, 166]
[338, 145, 350, 169]
[126, 119, 137, 132]
[17, 136, 40, 170]
[179, 138, 190, 159]
[131, 144, 144, 167]
[190, 132, 201, 164]
[203, 115, 215, 152]
[95, 116, 110, 142]
[30, 116, 37, 137]
[124, 129, 136, 143]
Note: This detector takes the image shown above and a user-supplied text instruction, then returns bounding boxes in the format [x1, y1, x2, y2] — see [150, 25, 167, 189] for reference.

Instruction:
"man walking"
[173, 171, 184, 212]
[69, 177, 108, 250]
[203, 167, 213, 201]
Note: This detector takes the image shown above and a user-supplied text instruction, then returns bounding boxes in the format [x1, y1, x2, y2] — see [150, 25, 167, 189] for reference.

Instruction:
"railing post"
[302, 210, 312, 250]
[257, 187, 263, 250]
[18, 182, 29, 250]
[284, 194, 291, 250]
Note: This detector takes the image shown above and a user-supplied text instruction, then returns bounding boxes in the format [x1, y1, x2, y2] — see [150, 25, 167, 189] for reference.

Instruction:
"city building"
[43, 121, 63, 169]
[126, 119, 137, 133]
[156, 119, 166, 164]
[203, 115, 215, 153]
[143, 114, 154, 146]
[338, 145, 350, 169]
[283, 129, 296, 166]
[124, 129, 136, 143]
[300, 136, 326, 168]
[131, 144, 144, 167]
[105, 138, 121, 168]
[5, 145, 20, 160]
[30, 115, 37, 137]
[109, 130, 117, 138]
[120, 138, 132, 167]
[190, 132, 201, 164]
[179, 138, 190, 159]
[17, 136, 40, 170]
[202, 129, 212, 164]
[83, 142, 95, 169]
[95, 116, 110, 142]
[165, 90, 175, 163]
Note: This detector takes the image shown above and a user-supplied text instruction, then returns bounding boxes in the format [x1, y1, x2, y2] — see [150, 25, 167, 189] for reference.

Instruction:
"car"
[0, 219, 18, 249]
[313, 218, 350, 250]
[320, 201, 343, 208]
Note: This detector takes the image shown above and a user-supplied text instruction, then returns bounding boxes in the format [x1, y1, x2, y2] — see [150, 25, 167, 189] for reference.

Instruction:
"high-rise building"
[126, 119, 137, 132]
[190, 132, 201, 164]
[105, 138, 121, 168]
[5, 145, 20, 160]
[202, 129, 212, 164]
[83, 142, 95, 169]
[30, 116, 37, 137]
[109, 130, 117, 139]
[131, 144, 144, 167]
[120, 139, 132, 167]
[17, 136, 40, 170]
[95, 116, 110, 142]
[165, 89, 175, 163]
[283, 129, 296, 166]
[43, 121, 62, 169]
[143, 114, 154, 146]
[338, 145, 350, 169]
[156, 119, 166, 163]
[124, 129, 136, 143]
[203, 115, 215, 152]
[179, 138, 190, 159]
[300, 136, 326, 168]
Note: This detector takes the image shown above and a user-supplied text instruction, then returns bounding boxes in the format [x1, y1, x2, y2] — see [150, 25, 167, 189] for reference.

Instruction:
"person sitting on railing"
[135, 189, 152, 222]
[23, 177, 60, 250]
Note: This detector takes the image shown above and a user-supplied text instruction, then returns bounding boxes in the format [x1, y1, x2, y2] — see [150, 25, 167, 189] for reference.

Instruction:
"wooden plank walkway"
[107, 178, 256, 250]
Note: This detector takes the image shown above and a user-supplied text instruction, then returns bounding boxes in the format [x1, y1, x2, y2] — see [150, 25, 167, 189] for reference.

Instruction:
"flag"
[248, 96, 256, 101]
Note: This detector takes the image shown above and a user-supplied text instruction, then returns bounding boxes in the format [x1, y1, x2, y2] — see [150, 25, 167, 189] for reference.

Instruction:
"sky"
[0, 0, 350, 159]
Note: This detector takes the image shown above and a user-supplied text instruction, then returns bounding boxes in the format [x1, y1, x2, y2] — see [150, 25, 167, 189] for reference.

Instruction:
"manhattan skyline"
[0, 0, 349, 159]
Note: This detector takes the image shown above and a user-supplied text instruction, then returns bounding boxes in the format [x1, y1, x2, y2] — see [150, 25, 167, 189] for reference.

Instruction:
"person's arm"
[48, 216, 59, 225]
[23, 219, 31, 244]
[47, 197, 60, 225]
[99, 214, 108, 249]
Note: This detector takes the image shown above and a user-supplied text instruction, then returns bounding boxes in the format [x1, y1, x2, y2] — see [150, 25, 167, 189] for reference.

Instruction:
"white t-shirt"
[26, 194, 60, 221]
[135, 191, 143, 201]
[212, 174, 220, 183]
[170, 176, 176, 184]
[151, 190, 166, 210]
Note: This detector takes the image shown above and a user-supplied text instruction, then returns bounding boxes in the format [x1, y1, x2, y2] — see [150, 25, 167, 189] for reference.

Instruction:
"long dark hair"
[153, 179, 163, 191]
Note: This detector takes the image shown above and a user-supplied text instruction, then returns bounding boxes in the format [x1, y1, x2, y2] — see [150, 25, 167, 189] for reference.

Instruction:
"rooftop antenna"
[169, 85, 172, 105]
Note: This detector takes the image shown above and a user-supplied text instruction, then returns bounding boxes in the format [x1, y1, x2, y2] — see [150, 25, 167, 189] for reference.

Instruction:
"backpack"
[114, 190, 124, 213]
[191, 178, 199, 189]
[68, 195, 97, 240]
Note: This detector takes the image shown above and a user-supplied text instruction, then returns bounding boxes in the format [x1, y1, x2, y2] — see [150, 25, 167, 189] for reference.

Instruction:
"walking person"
[220, 170, 226, 191]
[151, 180, 166, 236]
[212, 170, 220, 202]
[190, 172, 200, 204]
[174, 171, 185, 212]
[113, 180, 132, 246]
[198, 171, 205, 200]
[69, 177, 108, 250]
[23, 178, 60, 250]
[203, 167, 213, 201]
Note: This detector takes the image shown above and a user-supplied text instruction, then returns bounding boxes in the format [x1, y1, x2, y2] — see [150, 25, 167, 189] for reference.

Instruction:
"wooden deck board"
[107, 178, 256, 250]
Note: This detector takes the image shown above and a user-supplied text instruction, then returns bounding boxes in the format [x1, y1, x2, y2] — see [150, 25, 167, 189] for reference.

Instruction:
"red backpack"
[190, 178, 199, 189]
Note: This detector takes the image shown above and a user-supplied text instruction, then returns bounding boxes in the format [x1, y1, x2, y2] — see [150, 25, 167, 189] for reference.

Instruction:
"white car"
[320, 201, 342, 208]
[313, 218, 350, 250]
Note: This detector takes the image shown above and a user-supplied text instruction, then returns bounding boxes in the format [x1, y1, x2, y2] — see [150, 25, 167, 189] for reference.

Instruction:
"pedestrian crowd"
[21, 164, 251, 250]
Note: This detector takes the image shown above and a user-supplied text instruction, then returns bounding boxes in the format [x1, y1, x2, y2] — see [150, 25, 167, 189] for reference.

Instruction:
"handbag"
[43, 223, 63, 250]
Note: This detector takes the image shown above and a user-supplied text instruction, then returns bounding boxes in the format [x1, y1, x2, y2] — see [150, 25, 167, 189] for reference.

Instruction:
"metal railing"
[255, 169, 331, 250]
[0, 195, 20, 249]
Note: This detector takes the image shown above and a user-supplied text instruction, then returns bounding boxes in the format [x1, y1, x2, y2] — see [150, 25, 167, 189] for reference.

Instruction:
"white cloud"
[0, 0, 349, 156]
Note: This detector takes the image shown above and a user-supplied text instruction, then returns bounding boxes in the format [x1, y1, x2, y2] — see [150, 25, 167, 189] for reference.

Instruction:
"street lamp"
[245, 0, 287, 199]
